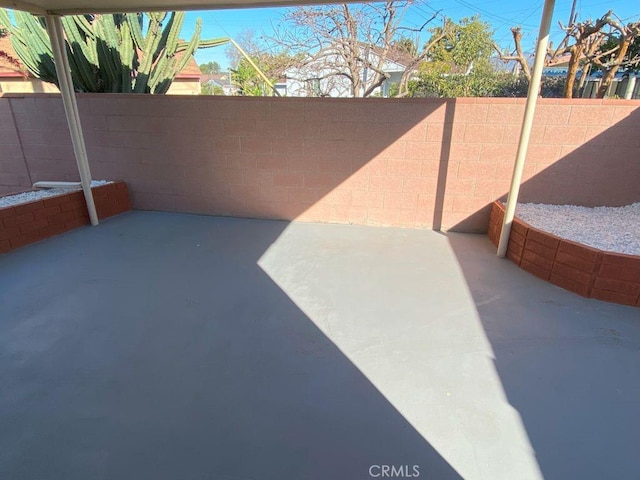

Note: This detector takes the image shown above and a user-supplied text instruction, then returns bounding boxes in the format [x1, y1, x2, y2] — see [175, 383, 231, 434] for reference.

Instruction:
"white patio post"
[45, 14, 99, 226]
[497, 0, 556, 257]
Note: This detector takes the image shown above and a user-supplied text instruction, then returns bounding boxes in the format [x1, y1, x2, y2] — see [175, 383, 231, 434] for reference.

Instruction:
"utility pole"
[559, 0, 578, 50]
[568, 0, 578, 26]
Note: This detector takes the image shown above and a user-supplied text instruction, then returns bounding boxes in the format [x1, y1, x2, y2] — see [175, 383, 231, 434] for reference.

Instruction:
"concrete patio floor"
[0, 211, 638, 480]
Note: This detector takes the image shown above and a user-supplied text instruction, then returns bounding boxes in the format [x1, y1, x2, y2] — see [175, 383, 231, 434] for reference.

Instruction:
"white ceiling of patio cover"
[0, 0, 364, 15]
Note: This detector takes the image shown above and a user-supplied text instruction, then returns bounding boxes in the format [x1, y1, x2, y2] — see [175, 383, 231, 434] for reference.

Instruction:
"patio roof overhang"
[0, 0, 363, 15]
[0, 0, 558, 254]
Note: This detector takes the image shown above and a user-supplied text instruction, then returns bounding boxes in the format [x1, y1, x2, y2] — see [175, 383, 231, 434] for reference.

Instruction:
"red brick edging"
[488, 201, 640, 308]
[0, 181, 131, 255]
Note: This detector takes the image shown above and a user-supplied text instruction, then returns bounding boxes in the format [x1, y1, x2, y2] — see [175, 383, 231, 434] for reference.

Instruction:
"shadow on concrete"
[446, 232, 640, 480]
[432, 99, 455, 231]
[0, 212, 461, 480]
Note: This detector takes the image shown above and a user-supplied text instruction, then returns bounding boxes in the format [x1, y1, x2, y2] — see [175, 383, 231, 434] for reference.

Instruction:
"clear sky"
[183, 0, 640, 71]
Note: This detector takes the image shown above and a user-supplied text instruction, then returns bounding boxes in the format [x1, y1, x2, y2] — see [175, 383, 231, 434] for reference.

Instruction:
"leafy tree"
[413, 15, 501, 97]
[413, 62, 504, 97]
[393, 37, 418, 56]
[201, 82, 224, 95]
[231, 51, 297, 96]
[222, 30, 300, 96]
[0, 9, 227, 93]
[232, 57, 269, 95]
[200, 60, 221, 74]
[428, 16, 496, 74]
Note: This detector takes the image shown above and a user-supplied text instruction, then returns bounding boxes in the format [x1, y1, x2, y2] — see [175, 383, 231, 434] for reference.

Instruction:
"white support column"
[497, 0, 556, 257]
[45, 15, 98, 226]
[624, 76, 637, 100]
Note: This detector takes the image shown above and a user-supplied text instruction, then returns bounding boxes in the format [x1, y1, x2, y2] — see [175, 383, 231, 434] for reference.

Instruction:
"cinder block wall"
[1, 94, 639, 232]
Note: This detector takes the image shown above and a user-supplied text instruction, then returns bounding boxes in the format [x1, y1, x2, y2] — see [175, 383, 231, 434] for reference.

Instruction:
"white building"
[283, 44, 414, 98]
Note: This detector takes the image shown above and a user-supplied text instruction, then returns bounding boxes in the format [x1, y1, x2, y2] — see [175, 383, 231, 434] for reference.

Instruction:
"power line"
[451, 0, 540, 28]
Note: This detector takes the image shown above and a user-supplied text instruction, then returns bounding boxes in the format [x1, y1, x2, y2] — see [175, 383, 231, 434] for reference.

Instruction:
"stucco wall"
[0, 93, 638, 231]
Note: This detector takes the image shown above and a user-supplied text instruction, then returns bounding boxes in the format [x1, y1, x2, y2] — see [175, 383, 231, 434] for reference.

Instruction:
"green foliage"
[200, 60, 221, 74]
[410, 70, 566, 98]
[412, 63, 505, 97]
[201, 82, 224, 95]
[231, 57, 271, 96]
[427, 16, 495, 73]
[596, 33, 640, 73]
[407, 15, 569, 98]
[412, 15, 503, 97]
[231, 51, 298, 96]
[393, 37, 417, 56]
[0, 9, 227, 93]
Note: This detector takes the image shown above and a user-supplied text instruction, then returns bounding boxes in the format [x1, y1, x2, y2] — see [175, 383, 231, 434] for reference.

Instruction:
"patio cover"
[2, 0, 363, 14]
[0, 0, 557, 252]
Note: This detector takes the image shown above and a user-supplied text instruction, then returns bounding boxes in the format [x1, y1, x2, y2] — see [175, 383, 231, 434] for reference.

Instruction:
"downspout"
[44, 15, 98, 226]
[497, 0, 556, 257]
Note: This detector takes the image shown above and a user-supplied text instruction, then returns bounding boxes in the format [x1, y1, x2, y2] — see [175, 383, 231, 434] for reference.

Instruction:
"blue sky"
[184, 0, 640, 70]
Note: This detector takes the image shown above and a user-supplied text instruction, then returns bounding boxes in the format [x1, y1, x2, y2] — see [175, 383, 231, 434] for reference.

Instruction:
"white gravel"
[0, 180, 111, 209]
[515, 202, 640, 256]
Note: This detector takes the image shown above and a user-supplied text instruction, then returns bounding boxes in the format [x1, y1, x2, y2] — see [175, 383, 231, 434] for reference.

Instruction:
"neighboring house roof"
[287, 42, 414, 80]
[0, 36, 28, 78]
[546, 53, 573, 68]
[176, 55, 202, 79]
[200, 72, 233, 86]
[0, 35, 201, 80]
[367, 43, 415, 69]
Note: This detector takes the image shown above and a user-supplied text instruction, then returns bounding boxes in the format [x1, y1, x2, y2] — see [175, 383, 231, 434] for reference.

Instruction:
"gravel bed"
[515, 202, 640, 256]
[0, 180, 111, 209]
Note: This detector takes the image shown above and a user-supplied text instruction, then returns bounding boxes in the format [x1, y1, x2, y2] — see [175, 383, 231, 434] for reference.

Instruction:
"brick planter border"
[488, 201, 640, 308]
[0, 181, 131, 255]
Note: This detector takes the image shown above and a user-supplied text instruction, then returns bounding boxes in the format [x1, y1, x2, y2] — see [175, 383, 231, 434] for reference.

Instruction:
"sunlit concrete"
[1, 211, 638, 480]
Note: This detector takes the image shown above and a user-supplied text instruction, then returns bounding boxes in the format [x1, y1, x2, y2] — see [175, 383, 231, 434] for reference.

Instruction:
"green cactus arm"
[60, 16, 100, 91]
[118, 19, 134, 93]
[62, 16, 96, 65]
[12, 12, 57, 83]
[152, 17, 202, 94]
[0, 8, 12, 30]
[151, 55, 177, 93]
[10, 38, 44, 78]
[175, 36, 228, 53]
[195, 37, 229, 49]
[64, 43, 91, 91]
[15, 11, 50, 59]
[73, 15, 95, 40]
[64, 39, 97, 91]
[99, 14, 125, 92]
[126, 13, 144, 50]
[152, 11, 182, 64]
[172, 19, 201, 75]
[134, 13, 165, 93]
[94, 20, 118, 92]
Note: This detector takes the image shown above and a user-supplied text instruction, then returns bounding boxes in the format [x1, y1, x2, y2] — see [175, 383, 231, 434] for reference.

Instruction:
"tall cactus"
[0, 9, 228, 93]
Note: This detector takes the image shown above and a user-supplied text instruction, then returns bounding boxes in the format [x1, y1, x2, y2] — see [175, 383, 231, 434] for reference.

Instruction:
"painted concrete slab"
[0, 211, 638, 480]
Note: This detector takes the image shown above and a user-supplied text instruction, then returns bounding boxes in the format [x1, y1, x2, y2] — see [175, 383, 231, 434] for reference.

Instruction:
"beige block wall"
[0, 78, 60, 94]
[166, 78, 201, 95]
[0, 78, 199, 95]
[1, 93, 639, 232]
